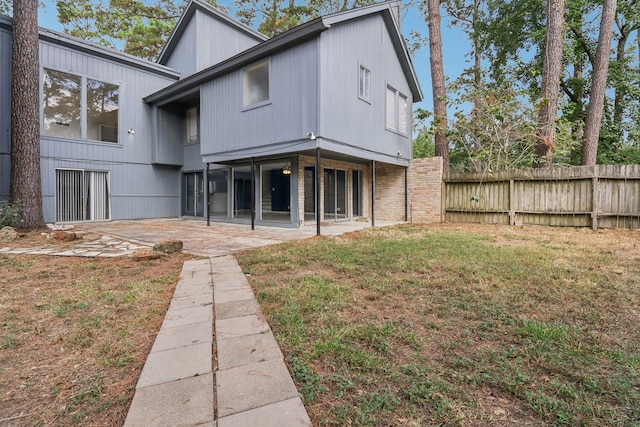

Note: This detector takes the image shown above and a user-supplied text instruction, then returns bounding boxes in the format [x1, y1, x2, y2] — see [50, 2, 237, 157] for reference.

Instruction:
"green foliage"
[233, 0, 375, 37]
[446, 78, 539, 172]
[55, 0, 227, 60]
[0, 199, 26, 229]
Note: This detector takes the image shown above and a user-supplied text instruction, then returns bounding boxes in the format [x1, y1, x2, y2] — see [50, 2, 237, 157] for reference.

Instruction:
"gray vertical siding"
[165, 9, 262, 78]
[0, 24, 11, 198]
[154, 105, 184, 166]
[36, 38, 180, 222]
[194, 10, 262, 73]
[200, 39, 319, 157]
[318, 14, 413, 161]
[183, 142, 203, 171]
[164, 16, 197, 77]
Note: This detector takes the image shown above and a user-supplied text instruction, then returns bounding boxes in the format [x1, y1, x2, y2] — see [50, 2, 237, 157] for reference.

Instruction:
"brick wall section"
[294, 155, 443, 226]
[374, 163, 407, 221]
[297, 155, 370, 225]
[408, 157, 443, 223]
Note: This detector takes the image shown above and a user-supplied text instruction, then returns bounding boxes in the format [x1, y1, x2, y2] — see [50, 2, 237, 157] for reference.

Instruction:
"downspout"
[316, 147, 321, 236]
[371, 160, 376, 227]
[206, 163, 210, 226]
[251, 157, 255, 230]
[404, 165, 408, 222]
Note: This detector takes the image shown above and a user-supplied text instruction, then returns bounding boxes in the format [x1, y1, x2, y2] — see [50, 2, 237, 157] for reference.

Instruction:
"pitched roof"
[145, 1, 422, 105]
[0, 14, 180, 80]
[157, 0, 268, 65]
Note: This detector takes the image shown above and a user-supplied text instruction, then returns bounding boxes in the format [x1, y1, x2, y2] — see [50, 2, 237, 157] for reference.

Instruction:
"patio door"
[55, 169, 110, 222]
[324, 168, 347, 221]
[182, 172, 204, 216]
[304, 166, 316, 222]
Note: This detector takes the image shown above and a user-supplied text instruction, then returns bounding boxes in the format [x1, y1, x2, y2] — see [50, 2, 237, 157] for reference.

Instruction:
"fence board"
[444, 165, 640, 229]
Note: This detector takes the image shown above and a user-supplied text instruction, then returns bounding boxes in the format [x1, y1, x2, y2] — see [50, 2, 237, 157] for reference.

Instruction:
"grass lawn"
[237, 224, 640, 426]
[0, 245, 188, 426]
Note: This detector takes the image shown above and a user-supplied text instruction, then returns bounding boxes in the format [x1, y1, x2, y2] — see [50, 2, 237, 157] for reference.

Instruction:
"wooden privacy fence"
[444, 165, 640, 229]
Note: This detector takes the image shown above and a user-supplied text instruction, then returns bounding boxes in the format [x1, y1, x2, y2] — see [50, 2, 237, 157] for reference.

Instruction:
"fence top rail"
[444, 164, 640, 182]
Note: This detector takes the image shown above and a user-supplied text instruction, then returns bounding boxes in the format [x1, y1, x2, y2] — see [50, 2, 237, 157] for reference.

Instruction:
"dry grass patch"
[0, 236, 189, 426]
[237, 224, 640, 426]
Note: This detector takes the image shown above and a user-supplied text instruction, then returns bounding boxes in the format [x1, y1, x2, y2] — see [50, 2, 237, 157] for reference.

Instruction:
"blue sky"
[36, 1, 472, 115]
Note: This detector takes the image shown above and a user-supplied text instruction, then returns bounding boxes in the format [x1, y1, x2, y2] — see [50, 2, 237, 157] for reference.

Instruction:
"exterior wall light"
[282, 165, 292, 175]
[307, 131, 316, 140]
[127, 128, 135, 135]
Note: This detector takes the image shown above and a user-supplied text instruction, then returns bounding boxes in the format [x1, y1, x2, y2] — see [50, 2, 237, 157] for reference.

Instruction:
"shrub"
[0, 200, 25, 229]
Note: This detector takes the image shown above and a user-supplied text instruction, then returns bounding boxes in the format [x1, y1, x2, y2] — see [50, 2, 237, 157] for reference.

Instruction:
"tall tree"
[534, 0, 566, 168]
[10, 0, 45, 228]
[56, 0, 226, 60]
[581, 0, 617, 166]
[426, 0, 449, 173]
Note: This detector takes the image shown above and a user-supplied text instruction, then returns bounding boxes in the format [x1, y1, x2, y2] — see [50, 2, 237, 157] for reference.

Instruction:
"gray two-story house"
[0, 0, 422, 229]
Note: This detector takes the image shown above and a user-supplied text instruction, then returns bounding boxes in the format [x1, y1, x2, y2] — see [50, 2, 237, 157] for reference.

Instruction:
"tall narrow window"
[87, 79, 119, 142]
[43, 69, 82, 139]
[358, 65, 371, 102]
[186, 107, 198, 143]
[243, 60, 270, 108]
[386, 85, 409, 135]
[399, 93, 408, 134]
[386, 85, 397, 131]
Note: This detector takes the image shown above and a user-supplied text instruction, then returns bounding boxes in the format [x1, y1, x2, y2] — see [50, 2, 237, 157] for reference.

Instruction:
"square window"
[358, 65, 371, 102]
[243, 60, 269, 108]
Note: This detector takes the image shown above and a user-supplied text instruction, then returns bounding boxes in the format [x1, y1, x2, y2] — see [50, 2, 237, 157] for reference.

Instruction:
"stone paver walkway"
[1, 219, 403, 425]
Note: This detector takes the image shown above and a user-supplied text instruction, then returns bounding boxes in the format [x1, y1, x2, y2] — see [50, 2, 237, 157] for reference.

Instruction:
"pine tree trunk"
[428, 0, 449, 174]
[10, 0, 45, 228]
[581, 0, 617, 166]
[534, 0, 566, 168]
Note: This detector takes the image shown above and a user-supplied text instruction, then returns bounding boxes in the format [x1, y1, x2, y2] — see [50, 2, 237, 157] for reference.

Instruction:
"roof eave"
[145, 18, 328, 105]
[157, 0, 268, 65]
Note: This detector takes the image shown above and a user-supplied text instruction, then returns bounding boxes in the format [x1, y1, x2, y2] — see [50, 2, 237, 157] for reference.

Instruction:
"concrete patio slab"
[216, 358, 300, 418]
[124, 372, 215, 427]
[169, 293, 214, 310]
[136, 341, 212, 388]
[214, 287, 255, 304]
[216, 314, 271, 340]
[150, 321, 212, 353]
[217, 397, 311, 427]
[217, 332, 283, 370]
[215, 299, 260, 320]
[161, 304, 213, 329]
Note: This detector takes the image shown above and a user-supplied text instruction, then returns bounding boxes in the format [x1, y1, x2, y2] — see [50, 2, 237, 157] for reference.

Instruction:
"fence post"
[592, 176, 599, 230]
[509, 179, 515, 225]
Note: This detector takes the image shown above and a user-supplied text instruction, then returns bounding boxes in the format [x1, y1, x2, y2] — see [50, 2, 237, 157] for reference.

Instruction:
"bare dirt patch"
[0, 231, 190, 426]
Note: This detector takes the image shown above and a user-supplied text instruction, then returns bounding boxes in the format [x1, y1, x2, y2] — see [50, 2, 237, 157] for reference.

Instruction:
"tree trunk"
[534, 0, 566, 168]
[581, 0, 617, 166]
[427, 0, 449, 174]
[10, 0, 45, 228]
[612, 29, 628, 137]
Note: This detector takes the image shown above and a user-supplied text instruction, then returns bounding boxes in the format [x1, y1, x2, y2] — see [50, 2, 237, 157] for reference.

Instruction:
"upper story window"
[186, 107, 198, 143]
[43, 68, 119, 143]
[385, 85, 408, 135]
[358, 65, 371, 102]
[243, 60, 270, 108]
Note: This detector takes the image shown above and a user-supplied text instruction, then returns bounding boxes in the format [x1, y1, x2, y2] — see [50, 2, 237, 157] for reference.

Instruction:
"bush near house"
[0, 200, 25, 229]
